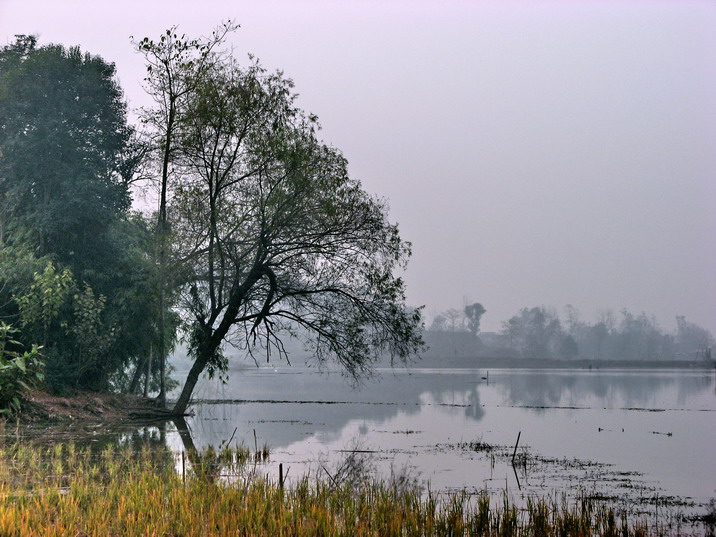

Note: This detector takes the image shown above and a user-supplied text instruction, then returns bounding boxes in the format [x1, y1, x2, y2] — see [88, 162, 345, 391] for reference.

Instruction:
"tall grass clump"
[0, 443, 698, 536]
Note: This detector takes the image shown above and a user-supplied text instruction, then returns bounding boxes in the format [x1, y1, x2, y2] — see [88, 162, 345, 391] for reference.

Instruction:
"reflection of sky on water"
[8, 367, 713, 513]
[170, 367, 715, 504]
[492, 369, 715, 411]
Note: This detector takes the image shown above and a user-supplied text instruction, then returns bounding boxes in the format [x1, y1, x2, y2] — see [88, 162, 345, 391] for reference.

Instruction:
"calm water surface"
[7, 365, 714, 520]
[169, 366, 715, 511]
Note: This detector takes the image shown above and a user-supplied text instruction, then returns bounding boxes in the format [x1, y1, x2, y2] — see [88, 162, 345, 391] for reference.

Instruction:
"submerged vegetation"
[0, 442, 707, 536]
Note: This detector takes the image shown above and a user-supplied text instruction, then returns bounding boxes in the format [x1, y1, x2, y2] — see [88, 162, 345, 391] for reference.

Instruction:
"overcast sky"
[1, 0, 714, 333]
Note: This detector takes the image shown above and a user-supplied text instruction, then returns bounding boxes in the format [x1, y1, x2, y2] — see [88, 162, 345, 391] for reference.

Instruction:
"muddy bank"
[15, 390, 162, 424]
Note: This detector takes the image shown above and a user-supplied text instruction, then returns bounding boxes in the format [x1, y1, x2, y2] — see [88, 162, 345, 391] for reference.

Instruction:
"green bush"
[0, 322, 44, 416]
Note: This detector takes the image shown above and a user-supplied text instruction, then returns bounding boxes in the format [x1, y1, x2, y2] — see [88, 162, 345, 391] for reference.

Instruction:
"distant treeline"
[428, 304, 714, 361]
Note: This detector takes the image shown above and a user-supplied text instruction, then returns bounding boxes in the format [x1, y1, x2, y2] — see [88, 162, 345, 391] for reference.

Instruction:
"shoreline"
[16, 390, 164, 424]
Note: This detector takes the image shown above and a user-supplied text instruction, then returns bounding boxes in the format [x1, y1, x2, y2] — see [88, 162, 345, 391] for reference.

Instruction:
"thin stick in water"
[511, 431, 521, 465]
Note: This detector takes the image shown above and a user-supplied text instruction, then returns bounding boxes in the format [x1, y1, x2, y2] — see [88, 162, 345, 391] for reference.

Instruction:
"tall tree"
[0, 37, 130, 280]
[133, 24, 236, 405]
[501, 307, 562, 359]
[464, 302, 486, 336]
[0, 37, 154, 391]
[137, 31, 423, 415]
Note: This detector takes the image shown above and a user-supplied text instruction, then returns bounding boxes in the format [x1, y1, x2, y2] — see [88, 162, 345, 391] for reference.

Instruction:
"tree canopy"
[464, 303, 486, 335]
[0, 37, 131, 279]
[135, 27, 424, 414]
[0, 36, 157, 393]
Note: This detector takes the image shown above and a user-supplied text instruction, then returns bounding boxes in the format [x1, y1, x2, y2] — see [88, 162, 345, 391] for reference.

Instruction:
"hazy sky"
[1, 0, 714, 333]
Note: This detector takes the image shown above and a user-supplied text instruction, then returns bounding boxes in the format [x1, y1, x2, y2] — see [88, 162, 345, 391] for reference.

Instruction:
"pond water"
[8, 365, 716, 522]
[167, 365, 716, 515]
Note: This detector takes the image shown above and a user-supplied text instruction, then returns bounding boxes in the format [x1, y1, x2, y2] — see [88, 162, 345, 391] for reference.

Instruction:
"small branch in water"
[226, 427, 238, 446]
[511, 431, 521, 465]
[181, 451, 186, 484]
[279, 463, 289, 489]
[512, 461, 522, 490]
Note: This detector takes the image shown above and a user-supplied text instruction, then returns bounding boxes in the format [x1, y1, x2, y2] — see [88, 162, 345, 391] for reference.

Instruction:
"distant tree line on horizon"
[428, 303, 714, 362]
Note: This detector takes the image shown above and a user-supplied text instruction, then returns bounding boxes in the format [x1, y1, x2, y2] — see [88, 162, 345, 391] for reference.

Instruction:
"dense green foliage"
[0, 37, 162, 394]
[0, 322, 43, 415]
[0, 36, 130, 269]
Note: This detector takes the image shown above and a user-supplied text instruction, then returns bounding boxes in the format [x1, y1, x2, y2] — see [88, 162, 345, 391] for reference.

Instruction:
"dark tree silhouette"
[137, 27, 423, 415]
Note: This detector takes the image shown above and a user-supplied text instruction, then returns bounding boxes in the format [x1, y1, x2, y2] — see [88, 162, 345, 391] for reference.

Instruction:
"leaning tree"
[138, 28, 423, 415]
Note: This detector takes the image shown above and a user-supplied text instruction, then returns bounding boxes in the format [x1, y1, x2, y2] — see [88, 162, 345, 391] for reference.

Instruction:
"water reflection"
[178, 367, 714, 450]
[116, 422, 169, 450]
[4, 368, 714, 508]
[494, 370, 714, 411]
[168, 367, 716, 503]
[7, 369, 713, 455]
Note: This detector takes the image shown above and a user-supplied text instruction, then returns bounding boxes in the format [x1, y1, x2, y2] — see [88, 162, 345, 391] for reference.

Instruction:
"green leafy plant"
[0, 322, 44, 416]
[14, 262, 74, 347]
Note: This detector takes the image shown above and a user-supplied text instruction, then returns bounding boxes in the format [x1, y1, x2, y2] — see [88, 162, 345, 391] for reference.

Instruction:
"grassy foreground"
[0, 443, 694, 537]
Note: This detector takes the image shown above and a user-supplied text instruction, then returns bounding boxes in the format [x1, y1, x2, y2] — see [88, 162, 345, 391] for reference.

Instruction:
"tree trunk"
[172, 349, 211, 415]
[171, 265, 265, 416]
[155, 99, 175, 409]
[129, 357, 145, 394]
[143, 345, 153, 398]
[157, 294, 167, 407]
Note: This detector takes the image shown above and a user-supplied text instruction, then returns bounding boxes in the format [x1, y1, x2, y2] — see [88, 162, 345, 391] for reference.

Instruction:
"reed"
[0, 443, 695, 536]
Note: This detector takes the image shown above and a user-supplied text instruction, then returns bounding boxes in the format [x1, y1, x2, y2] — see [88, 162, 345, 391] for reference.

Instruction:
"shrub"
[0, 322, 44, 416]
